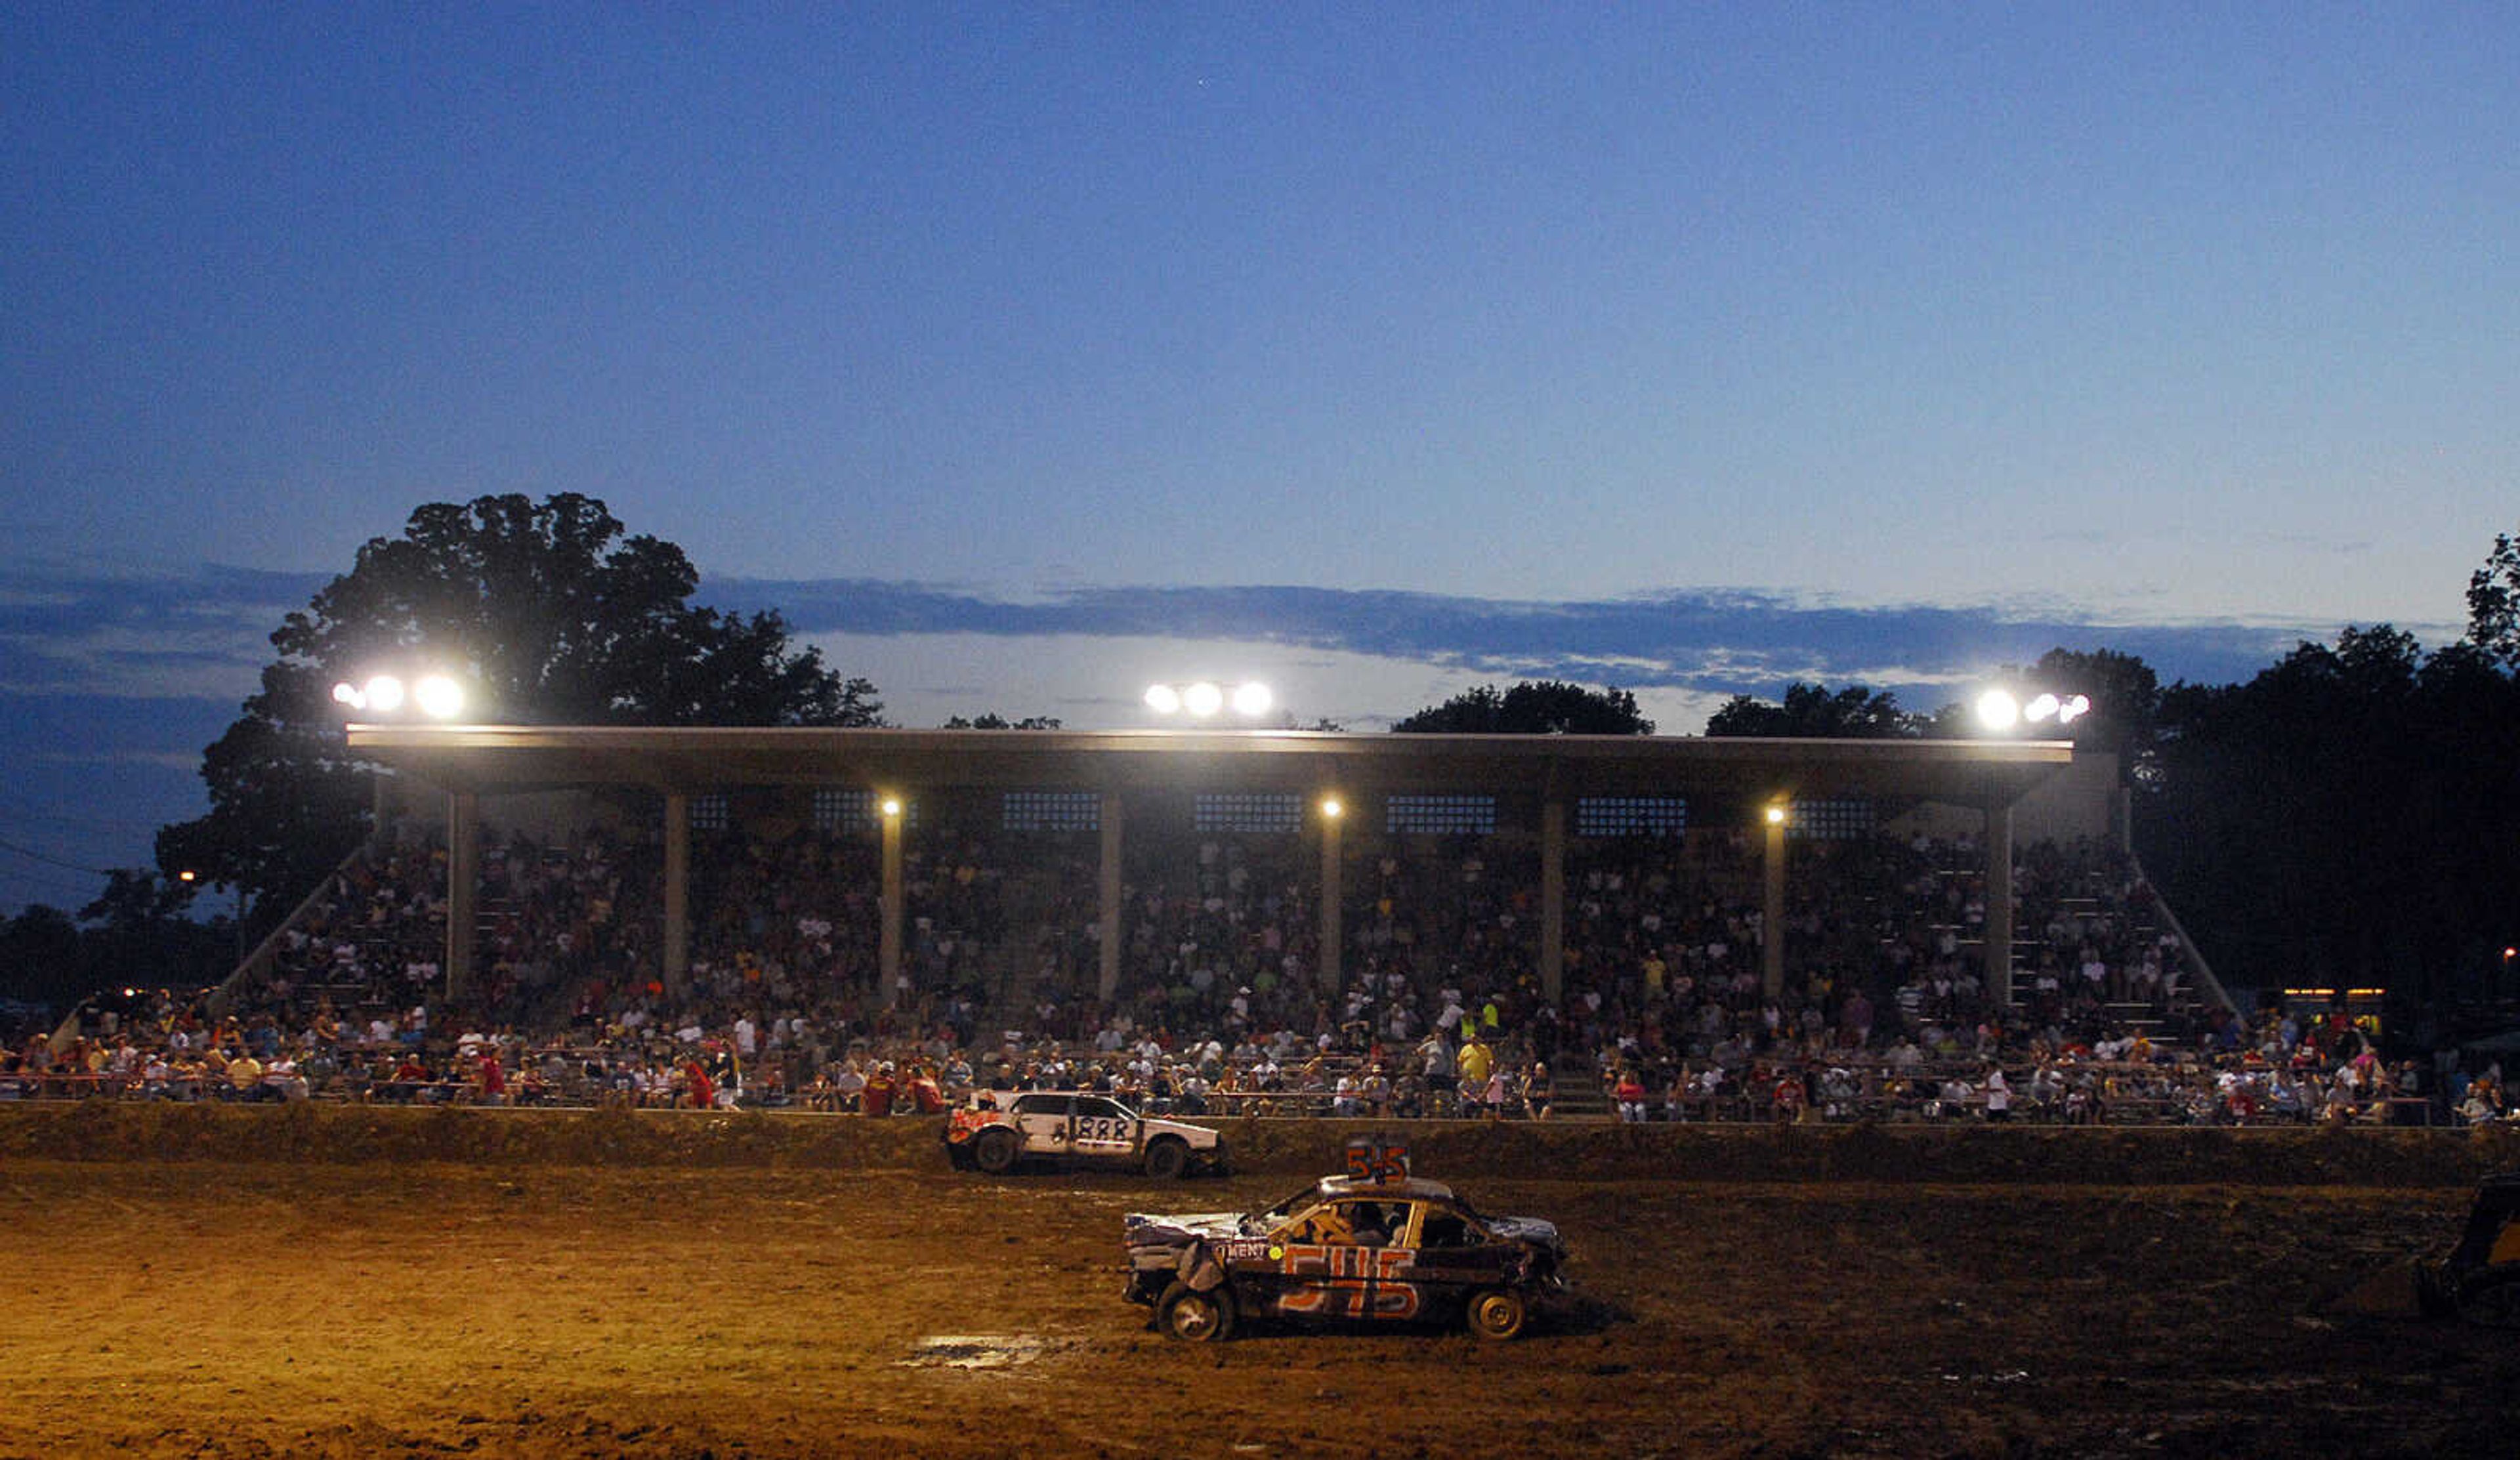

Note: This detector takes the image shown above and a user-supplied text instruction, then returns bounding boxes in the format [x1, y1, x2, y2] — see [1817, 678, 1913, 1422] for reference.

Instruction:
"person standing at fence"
[1984, 1064, 2012, 1121]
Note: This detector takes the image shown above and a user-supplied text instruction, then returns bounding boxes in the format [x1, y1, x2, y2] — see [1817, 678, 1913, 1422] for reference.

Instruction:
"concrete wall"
[1883, 751, 2122, 849]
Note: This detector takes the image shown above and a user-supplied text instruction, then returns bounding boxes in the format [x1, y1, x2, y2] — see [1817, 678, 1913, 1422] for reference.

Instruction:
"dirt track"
[5, 1128, 2514, 1459]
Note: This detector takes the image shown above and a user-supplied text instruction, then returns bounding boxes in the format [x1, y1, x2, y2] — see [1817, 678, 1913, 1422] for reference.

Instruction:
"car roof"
[1312, 1175, 1456, 1201]
[984, 1088, 1127, 1104]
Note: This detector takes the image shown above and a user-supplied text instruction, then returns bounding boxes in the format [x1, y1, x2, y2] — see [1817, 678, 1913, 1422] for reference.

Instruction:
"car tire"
[1144, 1137, 1190, 1180]
[973, 1126, 1021, 1175]
[1158, 1280, 1235, 1342]
[1466, 1289, 1526, 1341]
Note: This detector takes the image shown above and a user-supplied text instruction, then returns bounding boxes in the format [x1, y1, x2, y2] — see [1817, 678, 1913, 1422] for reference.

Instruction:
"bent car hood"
[1124, 1211, 1248, 1246]
[1488, 1215, 1564, 1249]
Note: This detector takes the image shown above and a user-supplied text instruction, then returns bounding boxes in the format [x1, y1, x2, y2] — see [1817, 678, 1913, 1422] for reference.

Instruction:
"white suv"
[944, 1090, 1227, 1178]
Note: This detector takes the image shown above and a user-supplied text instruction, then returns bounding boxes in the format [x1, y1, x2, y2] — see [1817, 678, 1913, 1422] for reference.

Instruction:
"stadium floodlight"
[333, 667, 473, 720]
[1978, 686, 2094, 734]
[1146, 679, 1275, 720]
[413, 674, 465, 720]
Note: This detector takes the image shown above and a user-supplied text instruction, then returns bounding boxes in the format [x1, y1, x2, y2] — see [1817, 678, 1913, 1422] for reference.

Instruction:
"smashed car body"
[1124, 1173, 1567, 1341]
[944, 1089, 1227, 1178]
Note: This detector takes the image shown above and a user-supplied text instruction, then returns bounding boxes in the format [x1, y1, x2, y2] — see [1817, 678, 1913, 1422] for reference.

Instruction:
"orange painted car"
[1124, 1174, 1566, 1341]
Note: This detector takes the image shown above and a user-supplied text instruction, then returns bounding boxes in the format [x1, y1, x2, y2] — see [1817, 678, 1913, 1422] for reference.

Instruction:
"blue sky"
[3, 4, 2514, 912]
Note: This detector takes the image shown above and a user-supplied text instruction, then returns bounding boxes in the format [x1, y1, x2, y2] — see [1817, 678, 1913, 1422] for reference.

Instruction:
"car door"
[1398, 1199, 1522, 1314]
[1009, 1093, 1074, 1154]
[1069, 1096, 1137, 1161]
[1261, 1198, 1423, 1322]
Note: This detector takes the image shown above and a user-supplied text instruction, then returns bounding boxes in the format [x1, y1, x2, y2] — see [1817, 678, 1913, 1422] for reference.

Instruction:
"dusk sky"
[4, 3, 2515, 912]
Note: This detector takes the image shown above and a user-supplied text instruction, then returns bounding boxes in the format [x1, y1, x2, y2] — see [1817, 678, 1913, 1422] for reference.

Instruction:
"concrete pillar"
[663, 793, 690, 996]
[1762, 806, 1787, 999]
[879, 797, 905, 1008]
[369, 772, 394, 852]
[1098, 792, 1124, 1003]
[445, 790, 478, 1001]
[1540, 797, 1566, 1004]
[1985, 797, 2016, 1011]
[1317, 797, 1345, 995]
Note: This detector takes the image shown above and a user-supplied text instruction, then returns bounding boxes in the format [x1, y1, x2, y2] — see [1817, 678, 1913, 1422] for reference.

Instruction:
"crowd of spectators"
[8, 816, 2515, 1132]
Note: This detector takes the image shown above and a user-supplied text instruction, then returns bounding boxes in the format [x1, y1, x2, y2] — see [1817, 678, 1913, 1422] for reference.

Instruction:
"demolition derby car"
[944, 1089, 1228, 1178]
[1123, 1171, 1568, 1341]
[2418, 1172, 2520, 1327]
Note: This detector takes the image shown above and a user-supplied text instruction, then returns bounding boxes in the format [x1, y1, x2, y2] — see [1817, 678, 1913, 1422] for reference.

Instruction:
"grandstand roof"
[346, 726, 2072, 806]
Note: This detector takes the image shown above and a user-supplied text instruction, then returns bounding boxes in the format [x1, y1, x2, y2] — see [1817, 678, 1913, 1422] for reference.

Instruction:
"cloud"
[0, 690, 234, 912]
[0, 562, 319, 699]
[708, 575, 2383, 707]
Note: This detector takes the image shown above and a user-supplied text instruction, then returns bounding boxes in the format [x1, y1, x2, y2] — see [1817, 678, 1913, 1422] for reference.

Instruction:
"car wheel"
[1144, 1137, 1190, 1180]
[1158, 1280, 1235, 1342]
[973, 1126, 1021, 1175]
[1466, 1289, 1526, 1341]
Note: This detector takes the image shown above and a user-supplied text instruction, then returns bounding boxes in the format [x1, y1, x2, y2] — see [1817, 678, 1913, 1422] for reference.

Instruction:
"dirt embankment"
[3, 1102, 2514, 1184]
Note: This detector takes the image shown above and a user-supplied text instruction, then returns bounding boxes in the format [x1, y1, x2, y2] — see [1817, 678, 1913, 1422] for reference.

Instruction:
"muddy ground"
[2, 1112, 2514, 1459]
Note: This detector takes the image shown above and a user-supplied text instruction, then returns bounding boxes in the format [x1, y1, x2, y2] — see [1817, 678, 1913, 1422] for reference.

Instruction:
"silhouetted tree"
[2465, 529, 2520, 668]
[157, 493, 883, 919]
[0, 877, 232, 1016]
[1391, 682, 1652, 735]
[2142, 624, 2520, 1013]
[2028, 646, 2162, 776]
[1704, 683, 1919, 738]
[0, 904, 82, 1014]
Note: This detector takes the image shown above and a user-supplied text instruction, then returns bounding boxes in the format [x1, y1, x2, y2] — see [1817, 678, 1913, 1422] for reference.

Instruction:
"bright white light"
[1765, 804, 1788, 825]
[2058, 694, 2091, 724]
[1320, 797, 1343, 820]
[413, 675, 465, 720]
[364, 675, 406, 713]
[1183, 681, 1225, 717]
[879, 797, 903, 818]
[1144, 684, 1182, 715]
[2025, 693, 2061, 722]
[1231, 682, 1273, 717]
[1975, 689, 2020, 732]
[332, 681, 366, 711]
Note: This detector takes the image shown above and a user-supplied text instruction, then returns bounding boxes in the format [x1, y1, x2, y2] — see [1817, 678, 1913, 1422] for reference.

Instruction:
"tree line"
[1686, 561, 2520, 1030]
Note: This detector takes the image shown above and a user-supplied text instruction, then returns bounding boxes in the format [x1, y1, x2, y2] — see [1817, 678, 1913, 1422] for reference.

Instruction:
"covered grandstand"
[344, 724, 2096, 1011]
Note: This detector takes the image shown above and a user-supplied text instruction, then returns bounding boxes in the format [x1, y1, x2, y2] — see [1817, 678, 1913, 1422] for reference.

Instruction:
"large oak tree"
[156, 493, 881, 919]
